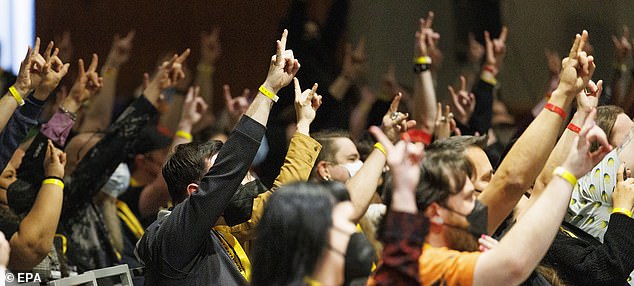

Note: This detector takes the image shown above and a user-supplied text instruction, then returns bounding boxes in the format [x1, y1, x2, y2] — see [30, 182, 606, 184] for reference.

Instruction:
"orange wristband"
[544, 103, 566, 120]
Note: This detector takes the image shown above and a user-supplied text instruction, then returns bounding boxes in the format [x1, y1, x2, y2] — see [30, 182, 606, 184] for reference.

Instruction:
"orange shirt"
[419, 244, 481, 286]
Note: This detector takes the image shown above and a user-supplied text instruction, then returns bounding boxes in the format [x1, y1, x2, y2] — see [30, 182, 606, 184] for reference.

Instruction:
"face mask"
[223, 179, 268, 226]
[341, 160, 363, 178]
[101, 163, 131, 198]
[442, 199, 489, 238]
[344, 232, 376, 285]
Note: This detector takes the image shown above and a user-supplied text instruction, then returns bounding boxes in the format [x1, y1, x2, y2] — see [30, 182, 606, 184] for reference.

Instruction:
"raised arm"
[347, 94, 415, 221]
[9, 140, 65, 270]
[478, 31, 596, 233]
[609, 25, 631, 106]
[194, 28, 221, 111]
[474, 109, 612, 286]
[146, 30, 300, 270]
[329, 37, 366, 101]
[412, 12, 439, 133]
[80, 31, 135, 132]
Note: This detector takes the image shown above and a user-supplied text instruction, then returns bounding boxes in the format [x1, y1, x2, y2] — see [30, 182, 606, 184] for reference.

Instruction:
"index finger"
[88, 53, 99, 72]
[460, 75, 467, 91]
[223, 84, 233, 102]
[498, 26, 508, 42]
[33, 37, 41, 54]
[309, 83, 318, 99]
[44, 41, 54, 62]
[389, 92, 402, 112]
[124, 30, 136, 42]
[618, 162, 626, 182]
[279, 29, 288, 52]
[577, 30, 588, 54]
[175, 48, 191, 63]
[623, 25, 630, 39]
[78, 58, 86, 77]
[569, 33, 581, 59]
[293, 77, 301, 97]
[424, 11, 434, 29]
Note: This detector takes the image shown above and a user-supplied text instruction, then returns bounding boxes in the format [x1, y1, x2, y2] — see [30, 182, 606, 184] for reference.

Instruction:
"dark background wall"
[36, 0, 634, 115]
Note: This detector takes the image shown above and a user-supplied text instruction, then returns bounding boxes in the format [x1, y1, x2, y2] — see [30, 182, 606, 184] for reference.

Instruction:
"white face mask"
[342, 160, 363, 178]
[101, 163, 131, 198]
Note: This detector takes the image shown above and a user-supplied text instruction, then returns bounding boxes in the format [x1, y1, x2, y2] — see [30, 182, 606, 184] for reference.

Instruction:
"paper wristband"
[43, 178, 64, 189]
[612, 208, 633, 218]
[175, 130, 193, 141]
[612, 207, 633, 218]
[413, 56, 432, 64]
[373, 142, 387, 156]
[553, 167, 577, 186]
[9, 86, 25, 106]
[258, 85, 279, 102]
[544, 103, 566, 120]
[405, 129, 432, 145]
[567, 123, 581, 134]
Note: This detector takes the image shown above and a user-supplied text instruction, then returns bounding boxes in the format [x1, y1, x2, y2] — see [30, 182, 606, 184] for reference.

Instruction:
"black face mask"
[444, 199, 489, 238]
[223, 179, 267, 227]
[466, 199, 489, 237]
[343, 232, 376, 285]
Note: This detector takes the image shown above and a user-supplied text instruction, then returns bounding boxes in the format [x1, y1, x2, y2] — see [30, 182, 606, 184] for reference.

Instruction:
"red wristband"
[405, 129, 432, 145]
[483, 65, 497, 74]
[567, 123, 581, 133]
[544, 103, 566, 120]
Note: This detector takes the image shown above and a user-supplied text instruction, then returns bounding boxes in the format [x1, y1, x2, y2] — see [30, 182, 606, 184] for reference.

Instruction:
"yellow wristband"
[374, 142, 387, 156]
[414, 56, 432, 64]
[175, 130, 193, 141]
[612, 207, 633, 218]
[480, 72, 497, 86]
[258, 85, 279, 102]
[42, 178, 64, 189]
[553, 167, 577, 186]
[9, 86, 25, 106]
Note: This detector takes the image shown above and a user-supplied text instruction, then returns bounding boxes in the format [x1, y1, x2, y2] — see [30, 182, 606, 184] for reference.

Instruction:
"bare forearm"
[244, 85, 275, 127]
[328, 75, 352, 101]
[346, 149, 386, 221]
[349, 101, 373, 141]
[480, 90, 570, 233]
[80, 67, 118, 132]
[0, 94, 19, 133]
[195, 64, 215, 109]
[413, 71, 436, 132]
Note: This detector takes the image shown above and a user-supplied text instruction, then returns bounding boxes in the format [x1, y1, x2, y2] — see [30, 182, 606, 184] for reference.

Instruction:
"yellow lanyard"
[213, 226, 251, 281]
[116, 200, 145, 239]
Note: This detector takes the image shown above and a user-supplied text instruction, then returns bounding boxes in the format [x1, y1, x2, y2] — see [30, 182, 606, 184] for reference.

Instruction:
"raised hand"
[468, 32, 485, 65]
[13, 37, 47, 96]
[223, 84, 250, 123]
[381, 93, 416, 143]
[180, 86, 208, 126]
[558, 31, 596, 97]
[576, 79, 602, 114]
[34, 42, 71, 100]
[433, 103, 458, 140]
[369, 125, 425, 213]
[449, 75, 475, 125]
[105, 30, 135, 69]
[66, 54, 103, 111]
[484, 26, 508, 72]
[415, 11, 442, 71]
[545, 48, 561, 76]
[43, 139, 66, 178]
[262, 29, 300, 93]
[342, 36, 367, 82]
[200, 28, 222, 65]
[154, 49, 191, 90]
[562, 108, 612, 178]
[612, 25, 631, 65]
[0, 231, 9, 268]
[293, 78, 322, 135]
[612, 163, 634, 211]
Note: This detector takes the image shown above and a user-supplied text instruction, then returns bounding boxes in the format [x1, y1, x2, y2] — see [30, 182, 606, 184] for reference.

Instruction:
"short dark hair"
[162, 140, 223, 204]
[596, 105, 625, 144]
[251, 182, 334, 286]
[310, 130, 352, 178]
[416, 144, 473, 210]
[429, 135, 487, 151]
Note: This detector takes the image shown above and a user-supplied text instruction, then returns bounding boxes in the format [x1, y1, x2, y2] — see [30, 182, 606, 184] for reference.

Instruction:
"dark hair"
[310, 130, 352, 178]
[416, 145, 473, 210]
[596, 105, 625, 144]
[162, 140, 223, 204]
[251, 182, 335, 286]
[428, 135, 487, 151]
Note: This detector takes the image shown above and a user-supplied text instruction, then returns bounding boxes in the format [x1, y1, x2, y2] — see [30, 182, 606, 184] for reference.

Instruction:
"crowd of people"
[2, 2, 634, 285]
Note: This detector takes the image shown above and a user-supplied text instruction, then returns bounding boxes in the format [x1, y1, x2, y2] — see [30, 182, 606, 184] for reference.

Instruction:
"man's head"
[162, 140, 223, 204]
[311, 130, 362, 182]
[429, 136, 493, 194]
[418, 145, 480, 252]
[64, 132, 104, 176]
[596, 105, 631, 147]
[129, 126, 172, 183]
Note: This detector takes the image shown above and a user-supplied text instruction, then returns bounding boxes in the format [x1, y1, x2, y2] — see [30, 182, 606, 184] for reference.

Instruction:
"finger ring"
[390, 112, 399, 120]
[440, 116, 447, 122]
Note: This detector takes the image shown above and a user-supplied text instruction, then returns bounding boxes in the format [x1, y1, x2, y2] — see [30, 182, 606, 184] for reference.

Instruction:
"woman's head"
[596, 105, 631, 147]
[251, 183, 335, 285]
